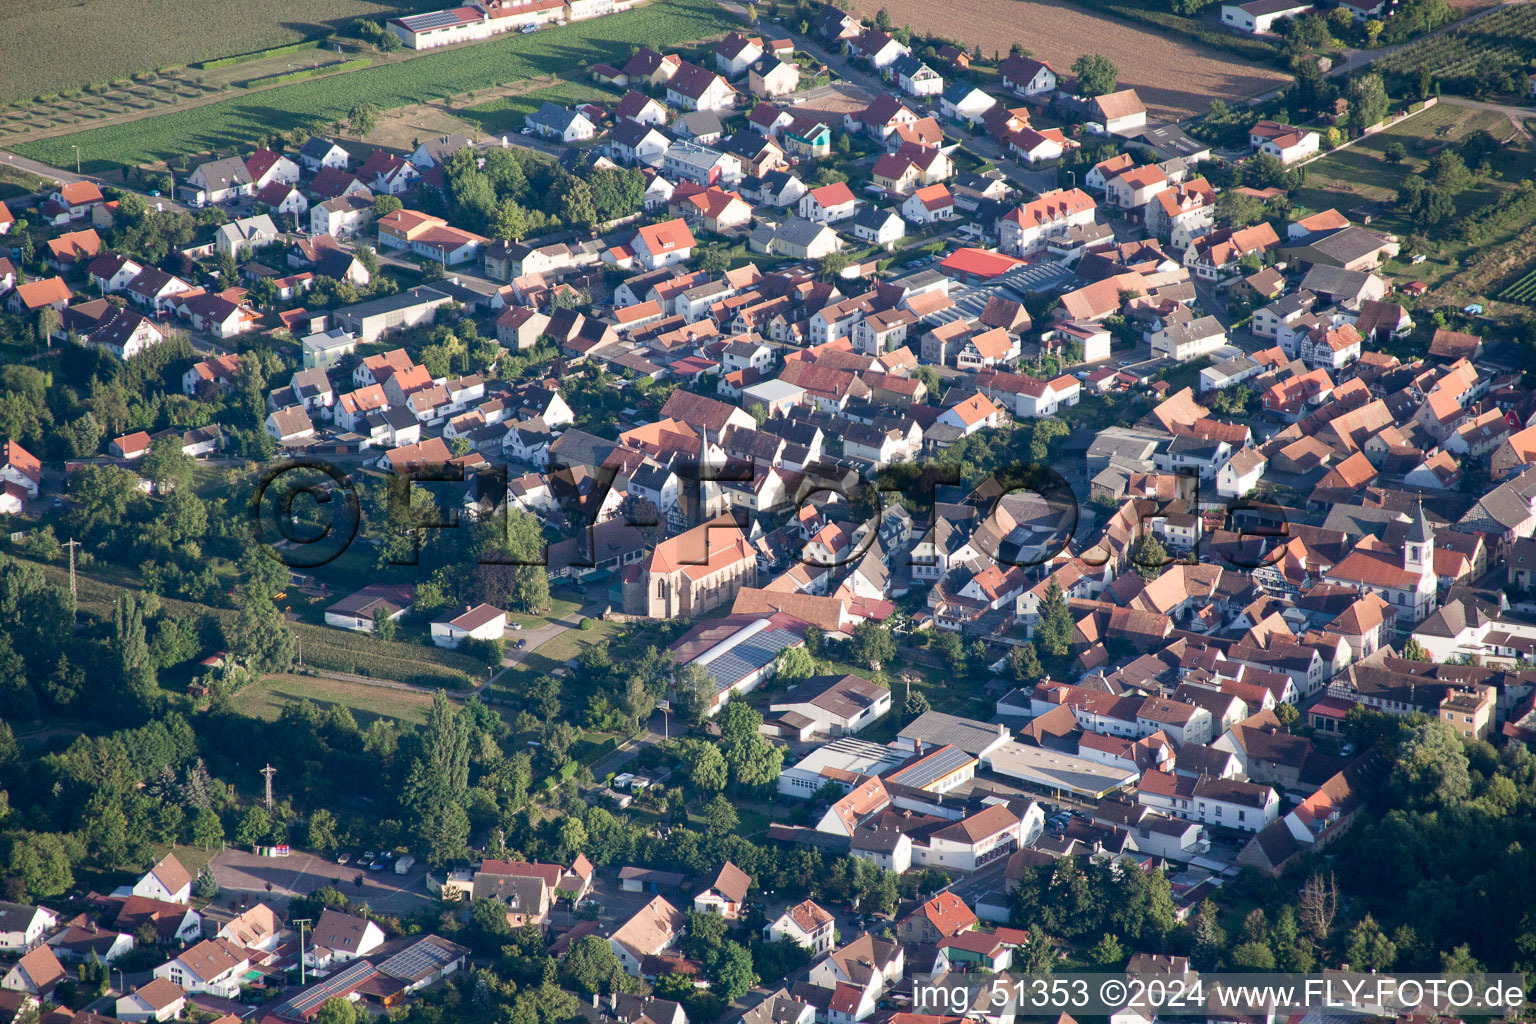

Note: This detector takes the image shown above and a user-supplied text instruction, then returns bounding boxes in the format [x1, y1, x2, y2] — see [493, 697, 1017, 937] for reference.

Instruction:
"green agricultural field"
[1500, 266, 1536, 304]
[14, 0, 738, 172]
[0, 0, 412, 105]
[1376, 4, 1536, 95]
[458, 80, 625, 137]
[233, 673, 439, 725]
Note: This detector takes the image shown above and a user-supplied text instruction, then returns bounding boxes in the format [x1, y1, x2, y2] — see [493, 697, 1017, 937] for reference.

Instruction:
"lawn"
[1290, 100, 1536, 298]
[0, 0, 414, 104]
[458, 81, 626, 137]
[232, 672, 439, 725]
[14, 0, 739, 172]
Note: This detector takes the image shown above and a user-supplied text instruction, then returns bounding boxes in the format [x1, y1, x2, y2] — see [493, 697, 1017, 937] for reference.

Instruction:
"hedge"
[195, 39, 324, 70]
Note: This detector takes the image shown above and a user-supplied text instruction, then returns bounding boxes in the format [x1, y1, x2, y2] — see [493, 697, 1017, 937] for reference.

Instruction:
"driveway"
[209, 847, 433, 916]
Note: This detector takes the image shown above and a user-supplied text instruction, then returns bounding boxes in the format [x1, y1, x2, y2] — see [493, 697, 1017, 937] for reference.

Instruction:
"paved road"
[476, 598, 605, 696]
[1, 148, 192, 213]
[209, 847, 433, 915]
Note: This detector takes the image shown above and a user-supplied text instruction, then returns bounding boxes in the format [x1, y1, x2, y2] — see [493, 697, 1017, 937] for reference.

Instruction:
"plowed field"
[855, 0, 1290, 120]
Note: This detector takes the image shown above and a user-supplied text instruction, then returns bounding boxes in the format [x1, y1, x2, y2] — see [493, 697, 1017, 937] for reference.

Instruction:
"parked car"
[336, 852, 351, 865]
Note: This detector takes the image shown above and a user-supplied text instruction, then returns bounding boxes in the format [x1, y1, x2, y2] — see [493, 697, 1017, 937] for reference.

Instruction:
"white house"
[430, 604, 508, 648]
[0, 903, 57, 954]
[214, 214, 281, 257]
[798, 181, 860, 223]
[116, 978, 186, 1023]
[133, 853, 192, 904]
[630, 218, 697, 269]
[1151, 315, 1228, 361]
[940, 82, 995, 123]
[1000, 55, 1058, 96]
[693, 861, 751, 919]
[901, 184, 955, 224]
[1221, 0, 1314, 32]
[306, 908, 387, 969]
[609, 897, 685, 977]
[526, 102, 597, 143]
[153, 939, 249, 998]
[1217, 448, 1267, 498]
[763, 900, 835, 955]
[1249, 120, 1321, 164]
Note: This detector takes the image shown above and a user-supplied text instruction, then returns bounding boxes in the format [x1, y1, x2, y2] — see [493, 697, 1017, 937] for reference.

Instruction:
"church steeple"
[1404, 500, 1434, 574]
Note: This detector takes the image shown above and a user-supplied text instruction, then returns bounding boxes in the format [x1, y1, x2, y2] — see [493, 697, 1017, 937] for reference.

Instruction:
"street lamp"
[112, 967, 124, 995]
[71, 145, 80, 175]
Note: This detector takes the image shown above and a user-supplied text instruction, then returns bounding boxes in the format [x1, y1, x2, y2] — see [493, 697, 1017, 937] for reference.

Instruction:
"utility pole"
[293, 918, 312, 985]
[63, 538, 82, 625]
[260, 763, 276, 810]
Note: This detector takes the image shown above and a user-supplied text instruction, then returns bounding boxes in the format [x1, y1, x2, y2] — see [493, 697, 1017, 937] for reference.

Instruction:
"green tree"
[113, 594, 158, 709]
[775, 645, 817, 684]
[1231, 940, 1277, 969]
[1346, 914, 1397, 971]
[1014, 924, 1057, 973]
[403, 691, 473, 863]
[349, 102, 378, 136]
[718, 701, 783, 789]
[697, 247, 731, 276]
[560, 934, 626, 994]
[313, 997, 360, 1024]
[235, 806, 273, 847]
[818, 250, 850, 280]
[191, 808, 224, 851]
[1087, 933, 1127, 968]
[849, 621, 895, 671]
[673, 661, 715, 726]
[7, 832, 74, 898]
[902, 689, 930, 721]
[1009, 642, 1042, 683]
[1034, 581, 1072, 657]
[703, 794, 739, 835]
[1071, 53, 1118, 97]
[1347, 73, 1389, 134]
[306, 808, 339, 855]
[714, 941, 757, 1001]
[374, 194, 403, 218]
[1388, 717, 1470, 806]
[1130, 533, 1170, 580]
[493, 199, 529, 242]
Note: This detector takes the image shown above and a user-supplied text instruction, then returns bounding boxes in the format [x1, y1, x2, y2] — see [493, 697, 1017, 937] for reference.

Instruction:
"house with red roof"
[665, 61, 737, 111]
[896, 893, 978, 944]
[936, 392, 1004, 435]
[255, 181, 308, 218]
[998, 188, 1097, 255]
[1000, 55, 1059, 95]
[798, 181, 860, 224]
[245, 148, 300, 189]
[6, 276, 72, 315]
[900, 184, 955, 225]
[1, 441, 42, 498]
[629, 217, 696, 269]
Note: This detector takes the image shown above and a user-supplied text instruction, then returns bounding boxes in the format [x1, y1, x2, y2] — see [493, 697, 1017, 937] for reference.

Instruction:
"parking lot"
[209, 848, 433, 916]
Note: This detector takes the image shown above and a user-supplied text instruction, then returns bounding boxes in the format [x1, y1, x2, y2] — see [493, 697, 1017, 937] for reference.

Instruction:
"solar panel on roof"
[705, 628, 800, 694]
[402, 9, 464, 30]
[379, 938, 457, 981]
[888, 745, 973, 789]
[275, 961, 377, 1017]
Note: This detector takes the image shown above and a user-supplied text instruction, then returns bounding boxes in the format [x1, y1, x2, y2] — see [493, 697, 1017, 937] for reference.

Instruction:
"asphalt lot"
[209, 848, 433, 916]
